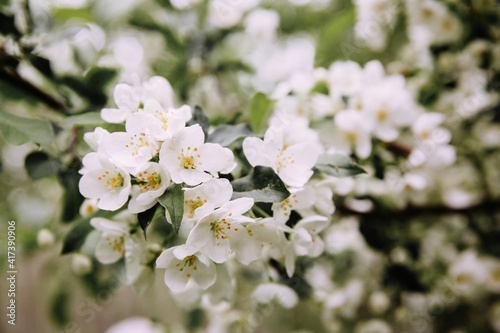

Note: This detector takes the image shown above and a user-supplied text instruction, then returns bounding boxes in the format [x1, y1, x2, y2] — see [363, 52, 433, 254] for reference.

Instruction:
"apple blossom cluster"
[76, 70, 343, 306]
[77, 54, 462, 315]
[271, 59, 457, 204]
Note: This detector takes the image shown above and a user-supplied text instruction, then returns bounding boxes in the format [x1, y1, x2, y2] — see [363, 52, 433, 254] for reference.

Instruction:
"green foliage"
[58, 167, 85, 223]
[0, 13, 20, 39]
[231, 166, 290, 203]
[49, 288, 71, 327]
[311, 81, 330, 95]
[138, 203, 160, 237]
[29, 55, 54, 79]
[187, 106, 210, 139]
[25, 151, 62, 180]
[315, 6, 356, 67]
[248, 92, 274, 134]
[158, 183, 184, 233]
[0, 110, 54, 147]
[314, 153, 366, 177]
[207, 123, 255, 147]
[61, 112, 104, 129]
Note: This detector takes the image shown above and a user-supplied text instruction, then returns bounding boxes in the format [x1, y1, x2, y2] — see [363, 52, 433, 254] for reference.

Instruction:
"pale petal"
[220, 197, 254, 216]
[101, 108, 130, 124]
[198, 144, 233, 173]
[114, 83, 140, 111]
[242, 137, 274, 168]
[95, 237, 124, 264]
[192, 260, 216, 289]
[179, 168, 212, 186]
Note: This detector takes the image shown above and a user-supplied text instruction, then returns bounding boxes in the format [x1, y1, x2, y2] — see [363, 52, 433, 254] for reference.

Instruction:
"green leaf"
[61, 216, 94, 254]
[29, 55, 54, 79]
[52, 7, 93, 22]
[311, 81, 330, 95]
[158, 183, 184, 234]
[231, 166, 290, 203]
[315, 6, 356, 67]
[49, 289, 71, 327]
[60, 75, 107, 107]
[0, 13, 20, 38]
[215, 60, 254, 74]
[25, 151, 62, 180]
[138, 203, 159, 236]
[85, 67, 117, 91]
[0, 110, 54, 147]
[58, 168, 85, 223]
[314, 153, 366, 177]
[61, 112, 103, 129]
[207, 123, 255, 146]
[187, 106, 210, 139]
[248, 92, 274, 134]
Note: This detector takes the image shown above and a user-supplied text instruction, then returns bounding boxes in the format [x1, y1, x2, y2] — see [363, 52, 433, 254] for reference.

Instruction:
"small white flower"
[90, 217, 131, 264]
[178, 198, 257, 264]
[79, 198, 99, 217]
[128, 162, 171, 214]
[156, 245, 217, 293]
[100, 119, 160, 173]
[136, 99, 191, 141]
[333, 109, 373, 159]
[179, 178, 233, 236]
[251, 283, 299, 309]
[272, 186, 316, 224]
[361, 77, 417, 142]
[71, 254, 93, 276]
[244, 9, 280, 42]
[291, 215, 330, 257]
[159, 124, 235, 186]
[285, 215, 330, 276]
[79, 153, 131, 211]
[412, 112, 451, 144]
[37, 228, 56, 248]
[243, 125, 320, 187]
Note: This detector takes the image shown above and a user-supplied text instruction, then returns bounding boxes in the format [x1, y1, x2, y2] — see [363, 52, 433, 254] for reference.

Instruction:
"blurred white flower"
[251, 283, 299, 309]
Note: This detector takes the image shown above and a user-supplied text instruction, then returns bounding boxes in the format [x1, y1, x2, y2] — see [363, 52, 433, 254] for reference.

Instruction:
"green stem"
[252, 205, 271, 218]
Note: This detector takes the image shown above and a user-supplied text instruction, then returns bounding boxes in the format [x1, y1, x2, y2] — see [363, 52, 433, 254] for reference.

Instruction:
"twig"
[0, 68, 69, 112]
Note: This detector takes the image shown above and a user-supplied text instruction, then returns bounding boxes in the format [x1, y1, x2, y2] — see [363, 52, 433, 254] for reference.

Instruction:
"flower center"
[106, 236, 125, 256]
[346, 131, 357, 144]
[377, 109, 388, 122]
[185, 196, 207, 216]
[137, 171, 161, 193]
[276, 149, 295, 169]
[126, 133, 151, 157]
[280, 194, 298, 217]
[99, 172, 124, 192]
[210, 219, 232, 245]
[175, 255, 199, 277]
[180, 156, 197, 169]
[154, 109, 170, 131]
[178, 147, 201, 169]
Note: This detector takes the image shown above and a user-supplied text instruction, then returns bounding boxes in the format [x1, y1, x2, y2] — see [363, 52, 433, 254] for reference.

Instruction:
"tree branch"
[0, 68, 69, 112]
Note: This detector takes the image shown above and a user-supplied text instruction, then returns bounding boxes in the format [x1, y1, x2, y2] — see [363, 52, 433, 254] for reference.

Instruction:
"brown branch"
[0, 68, 69, 112]
[386, 141, 412, 158]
